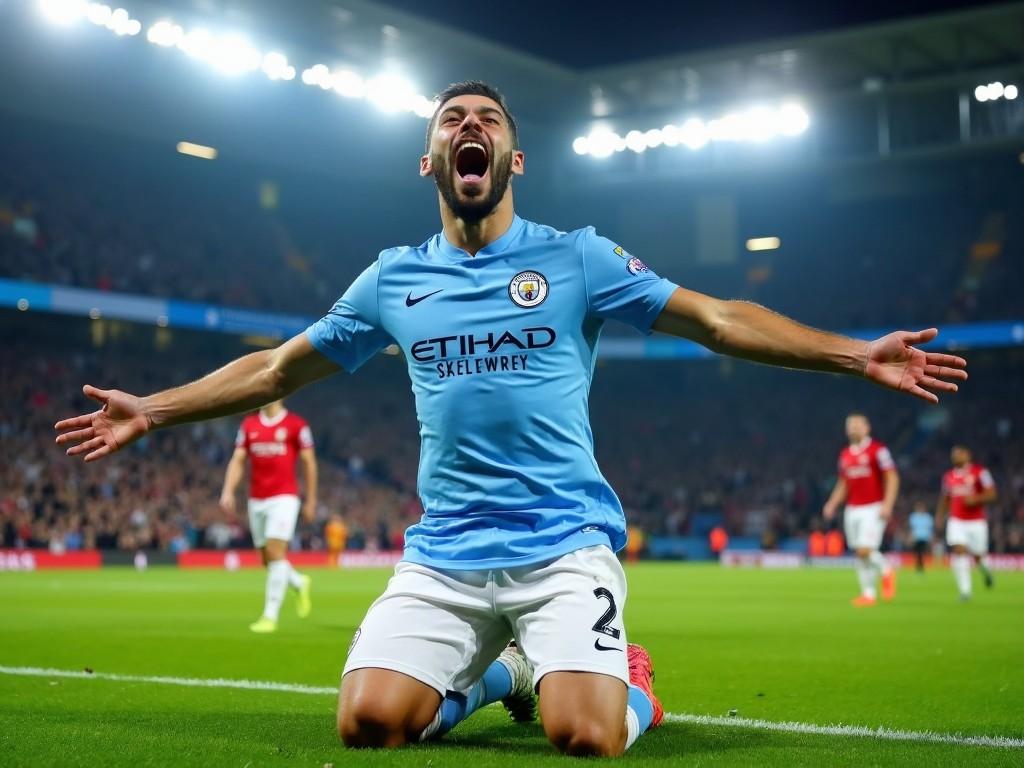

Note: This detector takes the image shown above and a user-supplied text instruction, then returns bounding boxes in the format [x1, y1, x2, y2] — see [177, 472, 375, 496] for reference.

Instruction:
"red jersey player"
[936, 445, 997, 600]
[823, 413, 899, 606]
[220, 399, 318, 632]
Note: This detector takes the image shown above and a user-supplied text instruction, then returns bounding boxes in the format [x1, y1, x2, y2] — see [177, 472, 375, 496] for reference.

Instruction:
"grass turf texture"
[1, 564, 1021, 766]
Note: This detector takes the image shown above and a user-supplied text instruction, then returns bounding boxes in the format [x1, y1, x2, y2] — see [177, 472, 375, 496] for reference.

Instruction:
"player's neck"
[439, 193, 515, 256]
[848, 436, 870, 449]
[259, 405, 286, 424]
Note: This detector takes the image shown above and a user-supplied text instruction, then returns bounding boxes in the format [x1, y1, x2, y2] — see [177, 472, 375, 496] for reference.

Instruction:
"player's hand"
[55, 385, 151, 462]
[302, 501, 316, 523]
[822, 502, 836, 521]
[863, 328, 967, 404]
[880, 504, 893, 521]
[219, 493, 236, 514]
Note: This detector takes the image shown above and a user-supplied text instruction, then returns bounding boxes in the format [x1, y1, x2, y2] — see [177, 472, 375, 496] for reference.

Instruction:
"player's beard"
[432, 149, 513, 224]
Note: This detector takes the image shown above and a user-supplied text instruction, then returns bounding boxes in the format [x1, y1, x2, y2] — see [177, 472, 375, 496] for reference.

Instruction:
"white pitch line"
[2, 665, 1021, 750]
[664, 713, 1024, 750]
[0, 665, 336, 696]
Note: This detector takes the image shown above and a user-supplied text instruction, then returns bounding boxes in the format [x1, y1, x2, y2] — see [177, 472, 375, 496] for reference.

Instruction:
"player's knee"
[546, 718, 622, 758]
[337, 699, 409, 749]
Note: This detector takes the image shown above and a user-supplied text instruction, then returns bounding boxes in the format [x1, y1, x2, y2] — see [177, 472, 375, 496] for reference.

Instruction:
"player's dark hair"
[425, 81, 519, 151]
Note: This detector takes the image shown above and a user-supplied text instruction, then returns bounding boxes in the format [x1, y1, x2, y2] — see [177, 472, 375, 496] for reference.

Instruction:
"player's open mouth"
[455, 141, 489, 184]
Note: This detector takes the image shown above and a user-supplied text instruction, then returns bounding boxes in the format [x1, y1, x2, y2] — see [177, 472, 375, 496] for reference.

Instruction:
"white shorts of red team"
[844, 502, 885, 550]
[247, 495, 300, 548]
[343, 545, 629, 696]
[946, 518, 989, 555]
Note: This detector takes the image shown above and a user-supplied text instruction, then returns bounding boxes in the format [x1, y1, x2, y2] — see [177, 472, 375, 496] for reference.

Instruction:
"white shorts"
[248, 495, 300, 548]
[844, 503, 884, 551]
[343, 545, 629, 696]
[946, 518, 988, 555]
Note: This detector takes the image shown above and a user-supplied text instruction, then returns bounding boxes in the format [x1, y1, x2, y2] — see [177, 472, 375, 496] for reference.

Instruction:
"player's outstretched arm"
[55, 334, 339, 462]
[652, 287, 967, 404]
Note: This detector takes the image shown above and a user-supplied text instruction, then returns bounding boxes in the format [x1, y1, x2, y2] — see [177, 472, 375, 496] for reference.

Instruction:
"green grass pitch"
[1, 563, 1022, 766]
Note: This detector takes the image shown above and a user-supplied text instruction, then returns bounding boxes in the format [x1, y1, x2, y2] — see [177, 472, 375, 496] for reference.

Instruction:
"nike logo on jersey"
[406, 289, 443, 307]
[593, 638, 622, 652]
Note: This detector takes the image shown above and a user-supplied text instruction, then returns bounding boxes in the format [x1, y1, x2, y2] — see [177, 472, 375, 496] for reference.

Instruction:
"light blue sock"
[428, 659, 513, 739]
[627, 683, 655, 733]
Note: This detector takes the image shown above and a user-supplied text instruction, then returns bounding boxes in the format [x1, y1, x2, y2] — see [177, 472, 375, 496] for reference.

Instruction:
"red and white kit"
[838, 438, 894, 549]
[943, 463, 994, 554]
[236, 410, 314, 547]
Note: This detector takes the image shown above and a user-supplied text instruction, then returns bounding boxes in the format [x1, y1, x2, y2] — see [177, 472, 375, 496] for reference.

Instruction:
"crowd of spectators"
[2, 329, 1022, 556]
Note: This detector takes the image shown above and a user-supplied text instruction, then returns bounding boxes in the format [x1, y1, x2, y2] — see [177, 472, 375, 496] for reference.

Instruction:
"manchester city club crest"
[508, 270, 549, 308]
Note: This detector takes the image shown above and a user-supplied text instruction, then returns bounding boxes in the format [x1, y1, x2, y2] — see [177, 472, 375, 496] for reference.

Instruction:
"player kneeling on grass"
[220, 399, 316, 632]
[937, 445, 997, 601]
[55, 80, 966, 756]
[823, 413, 899, 607]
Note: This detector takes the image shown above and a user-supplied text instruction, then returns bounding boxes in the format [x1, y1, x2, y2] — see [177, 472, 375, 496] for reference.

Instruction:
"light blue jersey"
[306, 216, 677, 569]
[909, 510, 933, 542]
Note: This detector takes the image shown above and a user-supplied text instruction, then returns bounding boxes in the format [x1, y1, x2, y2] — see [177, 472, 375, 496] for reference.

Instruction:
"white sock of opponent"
[868, 550, 891, 578]
[951, 554, 972, 598]
[285, 561, 304, 590]
[263, 560, 289, 621]
[856, 558, 877, 599]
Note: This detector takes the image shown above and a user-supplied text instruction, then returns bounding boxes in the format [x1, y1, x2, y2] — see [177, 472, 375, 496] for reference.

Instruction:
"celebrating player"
[55, 81, 966, 757]
[219, 399, 316, 632]
[823, 413, 899, 606]
[936, 445, 997, 600]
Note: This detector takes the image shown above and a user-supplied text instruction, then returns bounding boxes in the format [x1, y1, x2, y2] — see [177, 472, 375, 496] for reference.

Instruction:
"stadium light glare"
[679, 118, 709, 150]
[261, 51, 289, 80]
[661, 124, 679, 147]
[746, 236, 781, 251]
[412, 95, 438, 119]
[586, 128, 620, 159]
[644, 129, 664, 148]
[176, 141, 218, 160]
[366, 73, 418, 113]
[974, 85, 989, 102]
[38, 0, 86, 25]
[1005, 84, 1019, 100]
[85, 3, 111, 26]
[146, 20, 183, 47]
[572, 136, 589, 155]
[331, 69, 365, 99]
[209, 34, 261, 75]
[778, 103, 810, 136]
[178, 27, 213, 60]
[625, 130, 647, 153]
[988, 82, 1005, 100]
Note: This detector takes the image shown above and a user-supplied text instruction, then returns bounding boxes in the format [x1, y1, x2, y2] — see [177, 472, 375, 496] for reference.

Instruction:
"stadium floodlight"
[572, 136, 589, 155]
[178, 27, 214, 60]
[625, 130, 647, 153]
[974, 85, 989, 102]
[644, 129, 664, 149]
[778, 103, 810, 136]
[147, 20, 183, 47]
[301, 64, 330, 87]
[679, 118, 709, 150]
[38, 0, 87, 25]
[1006, 84, 1019, 100]
[412, 95, 438, 119]
[366, 73, 418, 113]
[208, 34, 261, 75]
[746, 236, 781, 251]
[661, 124, 680, 147]
[85, 3, 110, 26]
[988, 82, 1005, 100]
[331, 69, 365, 99]
[586, 128, 620, 159]
[262, 52, 292, 81]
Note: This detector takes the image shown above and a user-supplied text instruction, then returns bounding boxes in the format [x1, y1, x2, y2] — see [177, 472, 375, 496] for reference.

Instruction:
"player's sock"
[856, 558, 877, 599]
[868, 550, 891, 577]
[951, 554, 972, 598]
[978, 556, 994, 588]
[284, 561, 304, 590]
[419, 660, 513, 740]
[624, 684, 655, 750]
[262, 559, 289, 621]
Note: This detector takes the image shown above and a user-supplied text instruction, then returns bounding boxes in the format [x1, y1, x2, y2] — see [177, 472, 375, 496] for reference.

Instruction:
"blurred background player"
[936, 445, 997, 600]
[908, 500, 934, 574]
[220, 399, 317, 632]
[823, 413, 899, 606]
[325, 514, 348, 567]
